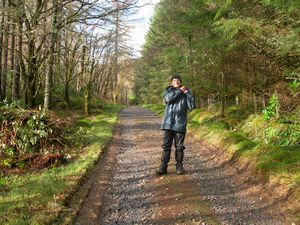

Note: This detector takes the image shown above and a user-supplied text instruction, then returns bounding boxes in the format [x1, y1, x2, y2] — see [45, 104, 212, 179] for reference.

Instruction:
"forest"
[0, 0, 139, 223]
[0, 0, 139, 167]
[0, 0, 139, 110]
[0, 0, 300, 224]
[138, 0, 300, 147]
[138, 0, 300, 221]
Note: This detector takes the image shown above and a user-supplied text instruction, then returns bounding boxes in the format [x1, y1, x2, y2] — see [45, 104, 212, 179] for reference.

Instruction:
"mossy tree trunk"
[64, 81, 70, 108]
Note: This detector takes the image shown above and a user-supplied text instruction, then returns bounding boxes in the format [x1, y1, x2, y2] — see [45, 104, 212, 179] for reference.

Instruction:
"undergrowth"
[0, 99, 122, 225]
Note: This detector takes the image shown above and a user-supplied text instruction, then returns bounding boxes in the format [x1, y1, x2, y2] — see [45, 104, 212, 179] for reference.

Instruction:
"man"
[156, 74, 195, 175]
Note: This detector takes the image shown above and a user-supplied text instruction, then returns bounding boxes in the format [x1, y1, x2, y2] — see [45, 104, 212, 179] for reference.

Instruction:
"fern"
[214, 0, 233, 20]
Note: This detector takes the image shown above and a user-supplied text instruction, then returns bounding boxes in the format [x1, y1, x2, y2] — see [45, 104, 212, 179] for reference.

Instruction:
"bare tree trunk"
[44, 0, 59, 111]
[188, 34, 196, 89]
[17, 16, 25, 102]
[63, 27, 70, 108]
[27, 38, 37, 107]
[54, 1, 62, 79]
[113, 2, 119, 103]
[1, 0, 10, 100]
[81, 44, 87, 112]
[262, 94, 266, 109]
[12, 39, 20, 100]
[24, 0, 43, 107]
[235, 95, 239, 117]
[275, 90, 280, 119]
[253, 93, 257, 114]
[64, 81, 70, 107]
[220, 72, 226, 117]
[41, 0, 48, 99]
[10, 11, 16, 100]
[84, 86, 91, 116]
[0, 0, 5, 96]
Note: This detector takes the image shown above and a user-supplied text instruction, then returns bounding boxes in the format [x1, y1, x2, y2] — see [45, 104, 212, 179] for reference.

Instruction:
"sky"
[128, 0, 160, 57]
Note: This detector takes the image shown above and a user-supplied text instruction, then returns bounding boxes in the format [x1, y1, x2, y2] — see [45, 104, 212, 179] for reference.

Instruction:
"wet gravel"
[74, 106, 285, 225]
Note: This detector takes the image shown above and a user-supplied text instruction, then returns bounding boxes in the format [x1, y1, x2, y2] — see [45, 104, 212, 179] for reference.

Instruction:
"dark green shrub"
[0, 105, 71, 168]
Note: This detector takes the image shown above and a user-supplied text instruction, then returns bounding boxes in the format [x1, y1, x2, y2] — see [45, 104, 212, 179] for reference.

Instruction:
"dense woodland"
[0, 0, 299, 165]
[138, 0, 299, 116]
[0, 0, 139, 113]
[0, 0, 141, 169]
[137, 0, 300, 147]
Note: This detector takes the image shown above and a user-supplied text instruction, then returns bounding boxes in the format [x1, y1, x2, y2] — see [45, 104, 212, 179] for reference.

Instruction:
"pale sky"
[128, 0, 160, 57]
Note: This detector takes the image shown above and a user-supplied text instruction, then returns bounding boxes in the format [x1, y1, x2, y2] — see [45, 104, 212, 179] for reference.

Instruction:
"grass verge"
[0, 103, 122, 225]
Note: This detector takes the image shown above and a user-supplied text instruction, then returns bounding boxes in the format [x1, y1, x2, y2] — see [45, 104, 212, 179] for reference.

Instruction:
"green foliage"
[213, 17, 262, 42]
[259, 0, 300, 15]
[0, 105, 72, 169]
[0, 99, 25, 108]
[256, 145, 300, 176]
[140, 0, 299, 111]
[66, 120, 89, 148]
[1, 109, 47, 154]
[147, 103, 300, 177]
[241, 113, 300, 147]
[285, 70, 300, 95]
[0, 176, 6, 188]
[264, 127, 278, 144]
[277, 124, 300, 147]
[14, 113, 49, 153]
[262, 94, 279, 121]
[214, 0, 232, 20]
[0, 102, 121, 224]
[128, 93, 138, 105]
[141, 0, 300, 217]
[56, 101, 68, 110]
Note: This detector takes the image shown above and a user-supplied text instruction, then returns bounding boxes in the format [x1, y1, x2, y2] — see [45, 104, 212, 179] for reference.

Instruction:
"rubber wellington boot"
[156, 163, 168, 175]
[176, 162, 185, 175]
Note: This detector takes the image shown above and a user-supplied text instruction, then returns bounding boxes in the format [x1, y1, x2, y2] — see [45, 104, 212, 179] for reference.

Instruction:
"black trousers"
[161, 130, 185, 163]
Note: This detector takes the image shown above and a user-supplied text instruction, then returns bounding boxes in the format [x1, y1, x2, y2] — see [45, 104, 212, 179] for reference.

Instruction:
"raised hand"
[180, 86, 188, 93]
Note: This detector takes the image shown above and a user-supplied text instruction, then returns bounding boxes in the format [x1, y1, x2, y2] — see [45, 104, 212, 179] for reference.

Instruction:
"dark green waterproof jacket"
[161, 86, 195, 133]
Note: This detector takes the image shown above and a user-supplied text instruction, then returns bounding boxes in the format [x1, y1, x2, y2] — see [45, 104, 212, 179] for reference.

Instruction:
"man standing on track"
[156, 74, 195, 175]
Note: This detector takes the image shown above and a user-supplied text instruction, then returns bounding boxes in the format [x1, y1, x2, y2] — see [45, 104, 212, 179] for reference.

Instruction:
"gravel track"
[73, 107, 284, 225]
[185, 138, 284, 225]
